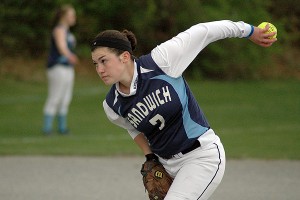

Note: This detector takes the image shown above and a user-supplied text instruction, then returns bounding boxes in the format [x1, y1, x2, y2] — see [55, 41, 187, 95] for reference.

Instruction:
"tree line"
[1, 0, 299, 79]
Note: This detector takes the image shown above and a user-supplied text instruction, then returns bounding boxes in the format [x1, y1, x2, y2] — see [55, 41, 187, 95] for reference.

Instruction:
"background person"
[43, 4, 78, 135]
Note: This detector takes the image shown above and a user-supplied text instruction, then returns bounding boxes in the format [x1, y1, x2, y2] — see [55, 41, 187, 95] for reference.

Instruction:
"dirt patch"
[0, 157, 299, 200]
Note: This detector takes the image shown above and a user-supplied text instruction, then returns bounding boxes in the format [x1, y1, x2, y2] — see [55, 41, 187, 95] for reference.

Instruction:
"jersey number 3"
[149, 114, 165, 130]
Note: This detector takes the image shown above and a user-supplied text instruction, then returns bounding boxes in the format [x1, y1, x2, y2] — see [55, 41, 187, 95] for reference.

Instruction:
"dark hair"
[91, 29, 137, 57]
[52, 4, 74, 28]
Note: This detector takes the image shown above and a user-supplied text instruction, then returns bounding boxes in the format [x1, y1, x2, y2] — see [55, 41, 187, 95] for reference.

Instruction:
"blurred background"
[1, 0, 300, 80]
[0, 0, 299, 159]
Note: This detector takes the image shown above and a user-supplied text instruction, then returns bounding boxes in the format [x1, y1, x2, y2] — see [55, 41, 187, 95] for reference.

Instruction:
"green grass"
[0, 77, 299, 159]
[191, 80, 300, 159]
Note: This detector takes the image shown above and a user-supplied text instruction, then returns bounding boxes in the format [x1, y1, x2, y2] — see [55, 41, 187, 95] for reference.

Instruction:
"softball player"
[43, 5, 78, 134]
[91, 20, 276, 199]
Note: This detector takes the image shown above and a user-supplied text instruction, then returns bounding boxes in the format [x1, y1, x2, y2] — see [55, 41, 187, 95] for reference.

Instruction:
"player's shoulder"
[136, 54, 166, 78]
[52, 25, 68, 37]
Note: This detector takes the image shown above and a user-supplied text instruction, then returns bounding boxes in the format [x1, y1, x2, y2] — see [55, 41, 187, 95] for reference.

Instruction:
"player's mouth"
[101, 75, 111, 83]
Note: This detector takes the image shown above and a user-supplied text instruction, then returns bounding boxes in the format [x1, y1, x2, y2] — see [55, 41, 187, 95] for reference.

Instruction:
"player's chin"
[101, 77, 115, 85]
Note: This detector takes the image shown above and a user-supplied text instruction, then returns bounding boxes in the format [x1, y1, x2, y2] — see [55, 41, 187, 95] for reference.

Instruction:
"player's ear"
[120, 51, 131, 63]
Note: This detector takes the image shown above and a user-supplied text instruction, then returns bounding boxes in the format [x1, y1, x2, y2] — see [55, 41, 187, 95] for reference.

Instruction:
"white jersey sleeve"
[151, 20, 253, 78]
[103, 100, 140, 139]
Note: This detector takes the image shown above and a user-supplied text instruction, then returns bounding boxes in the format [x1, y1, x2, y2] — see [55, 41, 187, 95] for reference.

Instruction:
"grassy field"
[0, 77, 299, 159]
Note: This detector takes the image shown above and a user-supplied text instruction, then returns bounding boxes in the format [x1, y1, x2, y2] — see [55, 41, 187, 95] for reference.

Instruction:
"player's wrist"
[246, 25, 254, 38]
[145, 153, 158, 161]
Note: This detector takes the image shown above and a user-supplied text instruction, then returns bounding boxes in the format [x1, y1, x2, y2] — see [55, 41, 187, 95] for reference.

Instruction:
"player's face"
[64, 8, 76, 27]
[91, 47, 127, 85]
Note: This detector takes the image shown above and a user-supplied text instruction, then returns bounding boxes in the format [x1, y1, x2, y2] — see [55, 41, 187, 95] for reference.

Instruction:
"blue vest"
[105, 54, 210, 158]
[47, 27, 76, 68]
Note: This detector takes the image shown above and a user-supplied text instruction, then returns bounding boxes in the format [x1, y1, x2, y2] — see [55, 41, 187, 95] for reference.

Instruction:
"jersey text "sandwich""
[127, 86, 172, 128]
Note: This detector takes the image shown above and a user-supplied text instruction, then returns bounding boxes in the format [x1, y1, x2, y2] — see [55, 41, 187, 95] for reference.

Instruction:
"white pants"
[43, 65, 74, 116]
[160, 129, 226, 200]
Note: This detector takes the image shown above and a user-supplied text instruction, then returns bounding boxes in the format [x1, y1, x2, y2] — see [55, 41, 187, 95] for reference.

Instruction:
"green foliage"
[0, 0, 56, 56]
[0, 0, 299, 79]
[269, 0, 300, 46]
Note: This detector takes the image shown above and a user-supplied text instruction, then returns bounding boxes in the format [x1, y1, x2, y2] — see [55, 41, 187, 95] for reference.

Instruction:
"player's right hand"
[249, 25, 277, 47]
[68, 54, 79, 65]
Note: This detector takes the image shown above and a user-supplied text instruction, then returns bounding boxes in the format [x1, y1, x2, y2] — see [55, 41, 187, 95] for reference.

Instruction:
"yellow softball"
[258, 22, 277, 39]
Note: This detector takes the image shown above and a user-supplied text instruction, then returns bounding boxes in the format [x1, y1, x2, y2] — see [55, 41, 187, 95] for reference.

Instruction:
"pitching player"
[43, 4, 78, 134]
[91, 20, 276, 199]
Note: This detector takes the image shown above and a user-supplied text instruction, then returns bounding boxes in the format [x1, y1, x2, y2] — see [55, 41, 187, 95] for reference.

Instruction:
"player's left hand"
[249, 25, 277, 47]
[141, 154, 173, 200]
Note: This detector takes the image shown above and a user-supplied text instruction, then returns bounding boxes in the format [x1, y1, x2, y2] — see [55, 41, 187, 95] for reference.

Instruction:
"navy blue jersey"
[105, 54, 210, 158]
[47, 27, 76, 68]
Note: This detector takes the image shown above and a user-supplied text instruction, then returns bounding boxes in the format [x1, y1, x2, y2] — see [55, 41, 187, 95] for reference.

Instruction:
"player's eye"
[93, 62, 98, 67]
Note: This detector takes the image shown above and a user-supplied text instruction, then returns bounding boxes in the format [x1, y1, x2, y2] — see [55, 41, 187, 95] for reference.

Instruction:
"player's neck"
[119, 62, 134, 94]
[58, 20, 69, 29]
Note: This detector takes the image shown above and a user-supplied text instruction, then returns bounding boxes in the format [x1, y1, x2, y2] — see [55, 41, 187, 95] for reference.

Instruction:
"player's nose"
[96, 65, 105, 73]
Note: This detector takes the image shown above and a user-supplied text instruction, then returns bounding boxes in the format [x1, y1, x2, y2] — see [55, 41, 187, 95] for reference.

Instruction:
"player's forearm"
[134, 133, 152, 155]
[152, 20, 252, 77]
